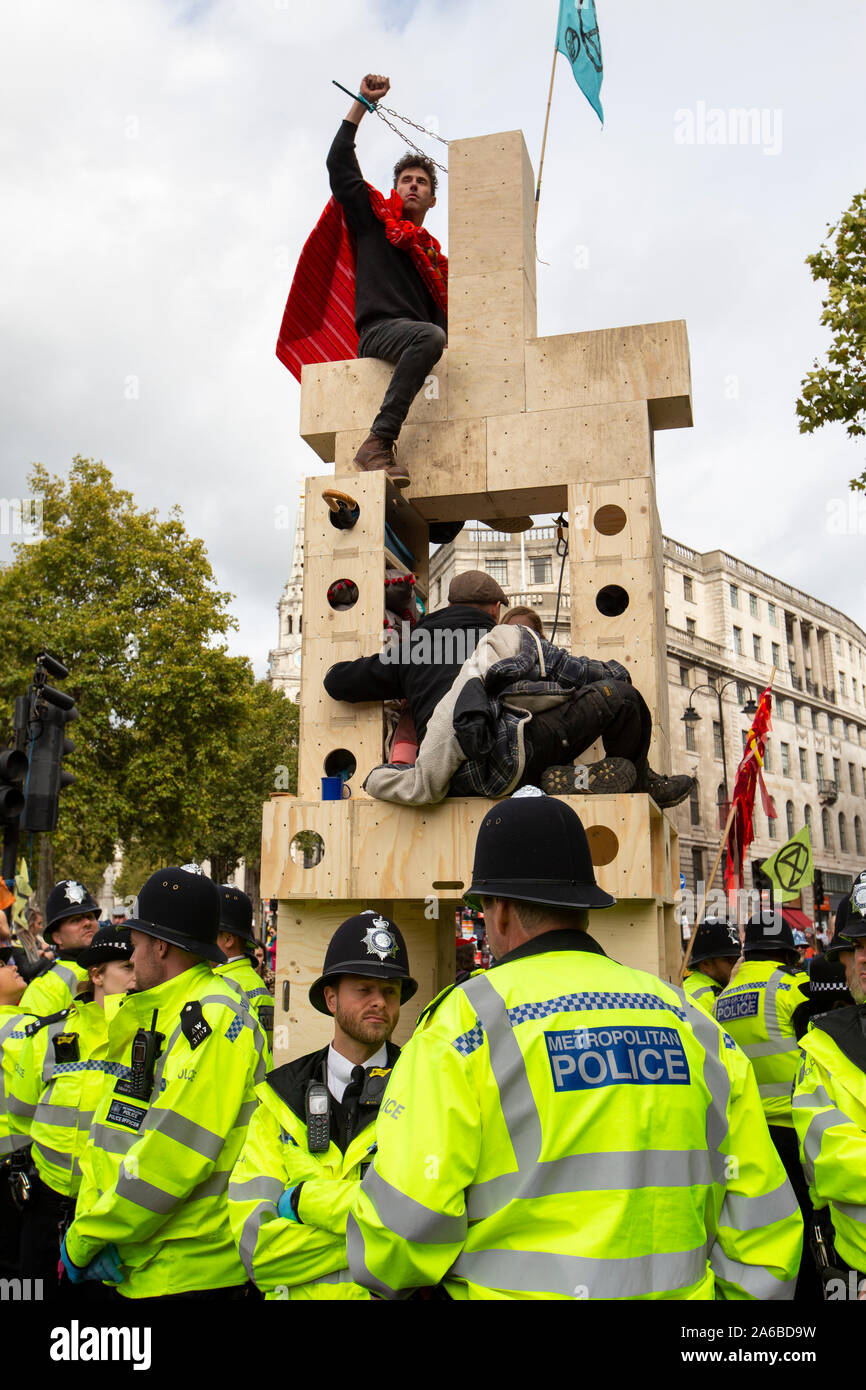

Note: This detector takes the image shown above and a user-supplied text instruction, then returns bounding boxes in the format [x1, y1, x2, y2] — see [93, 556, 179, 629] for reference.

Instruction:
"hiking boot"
[477, 516, 535, 533]
[541, 756, 637, 797]
[353, 432, 397, 472]
[385, 453, 411, 489]
[633, 763, 696, 808]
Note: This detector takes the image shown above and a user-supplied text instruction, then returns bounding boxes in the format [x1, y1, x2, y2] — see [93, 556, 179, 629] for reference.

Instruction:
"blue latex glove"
[61, 1234, 123, 1284]
[277, 1185, 301, 1222]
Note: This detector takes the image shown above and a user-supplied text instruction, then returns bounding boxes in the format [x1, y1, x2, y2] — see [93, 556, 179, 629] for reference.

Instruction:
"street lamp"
[681, 679, 761, 816]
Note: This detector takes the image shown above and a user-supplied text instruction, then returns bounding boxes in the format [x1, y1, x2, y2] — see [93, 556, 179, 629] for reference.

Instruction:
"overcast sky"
[2, 0, 865, 675]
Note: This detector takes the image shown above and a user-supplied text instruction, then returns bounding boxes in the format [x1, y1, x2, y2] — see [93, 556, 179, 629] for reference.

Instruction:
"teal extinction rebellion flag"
[556, 0, 604, 124]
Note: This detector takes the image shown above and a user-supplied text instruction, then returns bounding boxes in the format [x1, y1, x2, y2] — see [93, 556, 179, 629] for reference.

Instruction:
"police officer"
[793, 872, 866, 1297]
[348, 797, 802, 1300]
[0, 946, 39, 1279]
[229, 911, 416, 1299]
[682, 917, 741, 1014]
[714, 911, 814, 1297]
[19, 880, 100, 1016]
[214, 885, 274, 1063]
[62, 867, 267, 1300]
[10, 925, 136, 1298]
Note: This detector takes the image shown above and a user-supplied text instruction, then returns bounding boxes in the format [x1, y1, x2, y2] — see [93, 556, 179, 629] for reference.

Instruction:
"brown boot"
[354, 433, 396, 472]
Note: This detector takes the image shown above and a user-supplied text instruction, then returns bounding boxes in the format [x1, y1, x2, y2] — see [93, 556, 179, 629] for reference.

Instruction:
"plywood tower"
[261, 130, 693, 1062]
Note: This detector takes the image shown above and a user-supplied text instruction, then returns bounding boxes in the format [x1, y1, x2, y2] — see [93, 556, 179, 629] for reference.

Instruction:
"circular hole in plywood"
[586, 824, 619, 867]
[596, 584, 630, 617]
[327, 579, 359, 611]
[290, 831, 324, 868]
[593, 504, 627, 536]
[324, 749, 357, 781]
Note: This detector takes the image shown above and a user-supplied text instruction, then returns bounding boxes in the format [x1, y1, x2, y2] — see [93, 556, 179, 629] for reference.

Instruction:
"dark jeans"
[0, 1165, 23, 1279]
[768, 1123, 822, 1302]
[358, 317, 446, 441]
[520, 680, 652, 786]
[19, 1168, 76, 1301]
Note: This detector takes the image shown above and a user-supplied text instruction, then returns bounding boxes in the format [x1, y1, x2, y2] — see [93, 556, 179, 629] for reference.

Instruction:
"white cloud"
[1, 0, 865, 682]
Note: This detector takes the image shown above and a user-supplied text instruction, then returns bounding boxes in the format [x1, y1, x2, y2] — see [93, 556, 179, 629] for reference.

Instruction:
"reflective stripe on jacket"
[66, 962, 267, 1298]
[348, 936, 802, 1301]
[793, 1013, 866, 1273]
[714, 961, 809, 1125]
[214, 957, 273, 1066]
[683, 970, 720, 1016]
[228, 1073, 381, 1301]
[0, 1005, 40, 1156]
[20, 959, 89, 1017]
[8, 995, 125, 1196]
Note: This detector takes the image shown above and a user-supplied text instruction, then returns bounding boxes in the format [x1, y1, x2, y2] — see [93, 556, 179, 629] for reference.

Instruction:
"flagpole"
[678, 668, 778, 985]
[534, 44, 559, 238]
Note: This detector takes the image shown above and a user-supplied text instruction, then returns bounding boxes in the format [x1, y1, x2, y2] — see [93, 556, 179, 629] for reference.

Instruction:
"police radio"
[305, 1081, 330, 1153]
[116, 1010, 164, 1101]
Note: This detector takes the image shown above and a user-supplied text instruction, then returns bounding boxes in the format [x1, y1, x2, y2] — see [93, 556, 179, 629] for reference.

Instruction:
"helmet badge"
[64, 881, 87, 904]
[363, 917, 398, 961]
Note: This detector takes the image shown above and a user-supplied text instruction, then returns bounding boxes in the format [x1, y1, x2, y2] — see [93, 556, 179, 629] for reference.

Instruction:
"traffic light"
[814, 868, 825, 907]
[0, 747, 27, 824]
[20, 653, 78, 834]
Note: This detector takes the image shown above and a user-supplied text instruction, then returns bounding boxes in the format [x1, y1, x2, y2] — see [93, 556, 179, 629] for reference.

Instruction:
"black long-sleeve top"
[326, 120, 447, 338]
[323, 607, 495, 747]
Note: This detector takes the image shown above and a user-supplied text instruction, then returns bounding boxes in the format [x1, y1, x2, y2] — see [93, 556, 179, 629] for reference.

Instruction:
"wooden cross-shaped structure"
[262, 130, 694, 1059]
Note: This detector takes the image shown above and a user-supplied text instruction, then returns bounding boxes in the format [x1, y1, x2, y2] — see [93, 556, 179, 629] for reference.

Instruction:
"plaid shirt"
[448, 630, 629, 797]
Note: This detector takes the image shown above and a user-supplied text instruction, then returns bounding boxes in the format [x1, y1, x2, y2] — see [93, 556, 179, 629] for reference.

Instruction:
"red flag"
[723, 685, 778, 892]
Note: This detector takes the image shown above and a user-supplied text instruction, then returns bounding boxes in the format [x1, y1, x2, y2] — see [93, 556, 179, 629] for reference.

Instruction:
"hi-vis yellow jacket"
[793, 1006, 866, 1273]
[229, 1042, 399, 1300]
[714, 960, 810, 1126]
[8, 993, 125, 1197]
[348, 934, 803, 1300]
[0, 1004, 40, 1157]
[66, 963, 266, 1298]
[214, 956, 274, 1066]
[683, 970, 722, 1016]
[20, 957, 89, 1017]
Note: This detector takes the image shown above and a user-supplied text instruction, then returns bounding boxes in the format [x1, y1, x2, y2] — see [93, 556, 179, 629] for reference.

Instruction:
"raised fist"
[360, 73, 390, 104]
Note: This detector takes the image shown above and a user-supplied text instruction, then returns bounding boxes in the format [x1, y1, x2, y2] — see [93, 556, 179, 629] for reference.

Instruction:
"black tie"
[342, 1064, 366, 1114]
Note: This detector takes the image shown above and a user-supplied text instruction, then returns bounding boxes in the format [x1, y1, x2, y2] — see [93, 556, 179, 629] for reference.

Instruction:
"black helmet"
[44, 880, 101, 944]
[218, 884, 256, 945]
[308, 911, 417, 1016]
[843, 870, 866, 941]
[125, 868, 225, 964]
[827, 894, 854, 959]
[807, 952, 854, 1006]
[463, 795, 615, 912]
[741, 913, 799, 965]
[688, 918, 741, 966]
[80, 925, 134, 967]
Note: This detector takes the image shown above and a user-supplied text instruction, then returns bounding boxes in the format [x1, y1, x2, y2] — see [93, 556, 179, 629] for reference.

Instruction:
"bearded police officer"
[19, 880, 100, 1016]
[214, 885, 274, 1064]
[348, 796, 802, 1300]
[682, 918, 741, 1015]
[9, 926, 136, 1298]
[62, 868, 267, 1300]
[793, 872, 866, 1297]
[229, 912, 416, 1299]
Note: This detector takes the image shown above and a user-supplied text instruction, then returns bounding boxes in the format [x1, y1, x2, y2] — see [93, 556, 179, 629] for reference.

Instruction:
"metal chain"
[374, 104, 448, 174]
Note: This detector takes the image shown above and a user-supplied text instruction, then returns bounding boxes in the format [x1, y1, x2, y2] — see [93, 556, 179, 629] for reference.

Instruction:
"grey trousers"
[358, 317, 446, 442]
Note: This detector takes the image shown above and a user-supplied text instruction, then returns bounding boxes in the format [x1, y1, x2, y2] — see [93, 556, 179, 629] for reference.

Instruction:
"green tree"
[0, 456, 289, 887]
[796, 189, 866, 490]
